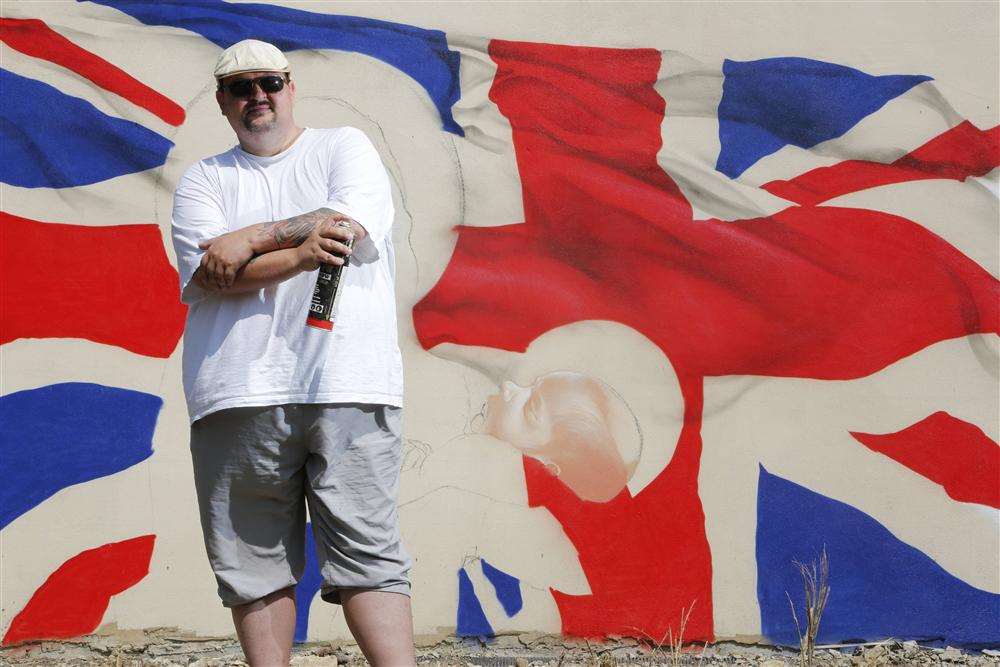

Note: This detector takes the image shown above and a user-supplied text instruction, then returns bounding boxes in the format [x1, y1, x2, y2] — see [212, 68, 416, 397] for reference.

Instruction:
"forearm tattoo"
[260, 207, 338, 249]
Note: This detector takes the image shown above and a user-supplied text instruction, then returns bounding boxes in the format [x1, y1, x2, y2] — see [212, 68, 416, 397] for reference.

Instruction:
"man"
[170, 39, 414, 666]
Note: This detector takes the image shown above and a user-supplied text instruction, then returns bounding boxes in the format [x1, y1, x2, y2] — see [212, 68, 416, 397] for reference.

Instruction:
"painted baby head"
[485, 370, 639, 502]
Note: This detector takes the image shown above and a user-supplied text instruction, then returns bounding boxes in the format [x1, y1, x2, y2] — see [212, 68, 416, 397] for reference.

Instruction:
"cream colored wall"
[2, 0, 997, 643]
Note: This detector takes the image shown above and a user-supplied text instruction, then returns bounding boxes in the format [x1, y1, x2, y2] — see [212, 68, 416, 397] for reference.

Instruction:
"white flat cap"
[214, 39, 290, 80]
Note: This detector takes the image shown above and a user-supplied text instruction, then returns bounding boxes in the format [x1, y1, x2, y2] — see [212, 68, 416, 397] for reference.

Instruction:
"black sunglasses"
[219, 74, 287, 98]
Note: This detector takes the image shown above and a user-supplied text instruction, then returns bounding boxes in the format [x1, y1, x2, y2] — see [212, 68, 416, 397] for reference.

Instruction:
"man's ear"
[215, 88, 225, 114]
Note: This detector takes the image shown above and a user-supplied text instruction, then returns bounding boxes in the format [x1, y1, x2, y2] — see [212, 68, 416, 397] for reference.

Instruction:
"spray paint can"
[306, 221, 354, 331]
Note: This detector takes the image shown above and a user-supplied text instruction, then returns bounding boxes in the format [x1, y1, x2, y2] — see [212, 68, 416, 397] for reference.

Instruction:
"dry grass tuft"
[785, 547, 831, 667]
[628, 600, 705, 666]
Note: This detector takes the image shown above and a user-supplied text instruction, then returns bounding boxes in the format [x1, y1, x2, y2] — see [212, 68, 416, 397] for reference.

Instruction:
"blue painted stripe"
[756, 465, 999, 647]
[84, 0, 463, 135]
[457, 567, 494, 637]
[0, 69, 173, 188]
[0, 383, 161, 529]
[717, 57, 930, 178]
[294, 523, 324, 643]
[480, 558, 523, 617]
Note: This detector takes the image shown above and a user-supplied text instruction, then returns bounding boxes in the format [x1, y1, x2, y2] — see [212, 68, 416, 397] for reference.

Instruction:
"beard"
[241, 105, 276, 133]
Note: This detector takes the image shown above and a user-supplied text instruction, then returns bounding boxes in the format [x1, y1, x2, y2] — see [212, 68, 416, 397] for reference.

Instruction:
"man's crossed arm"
[193, 207, 367, 293]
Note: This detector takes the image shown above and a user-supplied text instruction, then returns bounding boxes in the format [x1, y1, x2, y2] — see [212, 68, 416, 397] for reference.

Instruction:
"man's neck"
[238, 125, 304, 157]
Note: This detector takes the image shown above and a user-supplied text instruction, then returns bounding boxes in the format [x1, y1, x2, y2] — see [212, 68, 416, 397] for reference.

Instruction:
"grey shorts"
[190, 403, 411, 607]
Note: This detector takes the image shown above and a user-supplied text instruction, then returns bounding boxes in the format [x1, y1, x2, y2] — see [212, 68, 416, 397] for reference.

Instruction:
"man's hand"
[296, 219, 355, 272]
[191, 265, 213, 291]
[197, 228, 255, 290]
[346, 219, 367, 244]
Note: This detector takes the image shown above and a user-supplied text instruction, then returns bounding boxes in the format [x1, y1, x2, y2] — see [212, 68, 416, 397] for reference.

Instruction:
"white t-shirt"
[171, 127, 403, 423]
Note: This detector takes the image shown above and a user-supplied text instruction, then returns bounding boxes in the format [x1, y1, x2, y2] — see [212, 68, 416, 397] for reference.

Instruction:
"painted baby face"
[484, 372, 594, 449]
[484, 371, 634, 502]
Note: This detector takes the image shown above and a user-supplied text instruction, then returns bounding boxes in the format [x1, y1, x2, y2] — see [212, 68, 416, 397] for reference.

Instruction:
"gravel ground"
[1, 630, 997, 666]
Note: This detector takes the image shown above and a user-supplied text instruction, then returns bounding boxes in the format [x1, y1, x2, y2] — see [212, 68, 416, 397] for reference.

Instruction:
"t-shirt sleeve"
[171, 162, 228, 305]
[325, 127, 395, 263]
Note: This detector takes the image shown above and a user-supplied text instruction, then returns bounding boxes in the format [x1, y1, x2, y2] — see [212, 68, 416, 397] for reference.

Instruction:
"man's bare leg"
[341, 589, 416, 666]
[231, 586, 297, 666]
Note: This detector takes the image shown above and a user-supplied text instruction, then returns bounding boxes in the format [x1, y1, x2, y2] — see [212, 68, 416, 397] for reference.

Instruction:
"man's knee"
[232, 585, 297, 612]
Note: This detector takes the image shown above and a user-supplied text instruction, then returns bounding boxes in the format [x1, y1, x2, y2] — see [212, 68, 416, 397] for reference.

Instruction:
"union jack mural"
[1, 0, 997, 648]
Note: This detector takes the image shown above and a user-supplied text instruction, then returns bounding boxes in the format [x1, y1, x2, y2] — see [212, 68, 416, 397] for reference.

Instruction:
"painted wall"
[2, 0, 998, 648]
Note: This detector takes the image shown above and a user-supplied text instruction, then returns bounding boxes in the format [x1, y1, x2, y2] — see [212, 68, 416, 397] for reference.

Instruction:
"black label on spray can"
[306, 223, 354, 331]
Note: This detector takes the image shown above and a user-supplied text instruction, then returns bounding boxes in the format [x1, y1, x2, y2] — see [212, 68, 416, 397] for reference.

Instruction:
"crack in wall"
[399, 484, 526, 510]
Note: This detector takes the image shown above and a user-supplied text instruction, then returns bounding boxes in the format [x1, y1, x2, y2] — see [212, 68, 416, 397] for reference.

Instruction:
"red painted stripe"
[487, 39, 713, 643]
[1, 212, 186, 358]
[852, 412, 999, 509]
[762, 121, 1000, 206]
[2, 535, 155, 646]
[414, 49, 998, 382]
[0, 17, 184, 126]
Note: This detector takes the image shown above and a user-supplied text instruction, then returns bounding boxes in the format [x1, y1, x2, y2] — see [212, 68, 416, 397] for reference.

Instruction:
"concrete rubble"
[1, 629, 997, 666]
